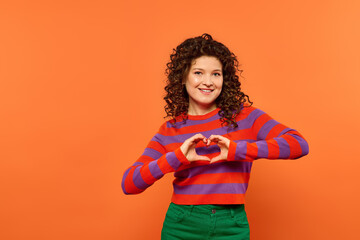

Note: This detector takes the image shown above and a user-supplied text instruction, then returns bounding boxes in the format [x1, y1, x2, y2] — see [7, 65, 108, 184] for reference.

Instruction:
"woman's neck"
[187, 104, 217, 116]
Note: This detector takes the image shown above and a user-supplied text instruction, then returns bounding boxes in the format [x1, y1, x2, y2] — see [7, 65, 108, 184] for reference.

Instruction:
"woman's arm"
[121, 134, 189, 195]
[122, 130, 211, 194]
[227, 107, 309, 161]
[207, 107, 309, 163]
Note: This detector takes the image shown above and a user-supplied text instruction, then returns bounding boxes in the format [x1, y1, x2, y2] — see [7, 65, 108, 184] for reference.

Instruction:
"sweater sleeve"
[121, 128, 191, 195]
[227, 107, 309, 161]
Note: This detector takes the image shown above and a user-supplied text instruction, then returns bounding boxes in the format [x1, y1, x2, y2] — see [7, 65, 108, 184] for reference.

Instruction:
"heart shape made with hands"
[181, 134, 230, 164]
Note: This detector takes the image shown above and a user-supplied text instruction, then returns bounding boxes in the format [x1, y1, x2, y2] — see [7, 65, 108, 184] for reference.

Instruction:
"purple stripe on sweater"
[155, 109, 266, 146]
[143, 148, 162, 160]
[233, 139, 256, 144]
[165, 152, 182, 170]
[256, 141, 269, 158]
[154, 131, 209, 146]
[131, 161, 144, 167]
[174, 161, 252, 178]
[148, 160, 164, 179]
[257, 119, 279, 140]
[150, 134, 166, 146]
[133, 166, 151, 189]
[289, 133, 309, 156]
[166, 104, 251, 130]
[173, 183, 248, 195]
[278, 128, 293, 136]
[170, 109, 260, 134]
[155, 126, 232, 146]
[196, 145, 221, 155]
[275, 138, 290, 158]
[236, 108, 264, 129]
[235, 141, 248, 160]
[121, 168, 131, 194]
[166, 114, 221, 129]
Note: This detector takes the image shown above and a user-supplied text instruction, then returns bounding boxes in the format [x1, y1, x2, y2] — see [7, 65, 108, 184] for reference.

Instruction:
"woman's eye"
[214, 73, 221, 76]
[194, 71, 202, 75]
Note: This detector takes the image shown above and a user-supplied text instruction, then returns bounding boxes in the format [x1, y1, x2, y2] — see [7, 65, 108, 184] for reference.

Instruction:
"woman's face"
[183, 55, 223, 114]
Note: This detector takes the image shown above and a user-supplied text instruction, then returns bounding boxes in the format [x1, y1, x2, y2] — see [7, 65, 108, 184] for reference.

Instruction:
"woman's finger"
[191, 136, 207, 145]
[183, 134, 205, 148]
[190, 133, 206, 141]
[208, 135, 230, 147]
[210, 153, 226, 163]
[208, 134, 225, 141]
[195, 155, 211, 162]
[181, 133, 210, 162]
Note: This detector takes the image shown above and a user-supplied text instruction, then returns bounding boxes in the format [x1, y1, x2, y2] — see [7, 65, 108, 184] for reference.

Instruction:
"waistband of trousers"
[170, 202, 244, 216]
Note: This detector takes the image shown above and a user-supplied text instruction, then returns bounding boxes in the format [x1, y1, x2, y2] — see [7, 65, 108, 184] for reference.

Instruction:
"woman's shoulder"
[240, 102, 258, 113]
[155, 120, 169, 133]
[234, 103, 265, 122]
[156, 118, 180, 135]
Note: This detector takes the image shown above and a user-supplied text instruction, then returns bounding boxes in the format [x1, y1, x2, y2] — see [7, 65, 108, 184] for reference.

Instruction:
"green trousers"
[161, 203, 250, 240]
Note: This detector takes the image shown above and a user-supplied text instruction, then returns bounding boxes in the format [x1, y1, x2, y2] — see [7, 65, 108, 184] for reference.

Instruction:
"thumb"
[195, 154, 211, 161]
[210, 154, 225, 163]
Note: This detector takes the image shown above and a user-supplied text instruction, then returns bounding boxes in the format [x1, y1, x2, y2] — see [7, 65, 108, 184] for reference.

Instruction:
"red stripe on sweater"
[252, 113, 272, 137]
[228, 140, 237, 161]
[225, 128, 257, 141]
[124, 168, 142, 194]
[171, 107, 256, 135]
[147, 141, 166, 154]
[284, 134, 303, 158]
[158, 106, 257, 136]
[174, 148, 191, 165]
[157, 155, 176, 174]
[163, 142, 182, 152]
[136, 155, 155, 164]
[140, 164, 157, 185]
[267, 123, 287, 139]
[246, 142, 259, 160]
[173, 172, 250, 186]
[267, 139, 280, 159]
[163, 120, 223, 136]
[171, 193, 246, 205]
[236, 105, 257, 120]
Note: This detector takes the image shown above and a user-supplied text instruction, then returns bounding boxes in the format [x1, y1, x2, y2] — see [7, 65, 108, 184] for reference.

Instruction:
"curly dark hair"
[164, 33, 253, 128]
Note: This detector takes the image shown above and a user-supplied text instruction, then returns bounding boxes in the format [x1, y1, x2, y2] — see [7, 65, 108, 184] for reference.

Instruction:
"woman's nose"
[203, 75, 213, 85]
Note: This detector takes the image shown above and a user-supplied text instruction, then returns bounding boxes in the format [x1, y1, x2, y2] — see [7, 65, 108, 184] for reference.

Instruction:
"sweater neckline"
[187, 108, 220, 120]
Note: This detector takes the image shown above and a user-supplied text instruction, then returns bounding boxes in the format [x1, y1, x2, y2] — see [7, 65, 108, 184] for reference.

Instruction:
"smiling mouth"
[199, 88, 214, 93]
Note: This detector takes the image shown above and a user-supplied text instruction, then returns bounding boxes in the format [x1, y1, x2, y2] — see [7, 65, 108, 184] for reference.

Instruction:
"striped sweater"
[122, 104, 309, 205]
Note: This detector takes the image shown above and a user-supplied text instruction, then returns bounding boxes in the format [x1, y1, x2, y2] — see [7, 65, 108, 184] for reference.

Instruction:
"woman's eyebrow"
[192, 68, 222, 71]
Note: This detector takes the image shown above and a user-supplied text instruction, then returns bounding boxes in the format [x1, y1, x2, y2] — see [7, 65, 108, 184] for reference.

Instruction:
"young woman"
[122, 33, 309, 239]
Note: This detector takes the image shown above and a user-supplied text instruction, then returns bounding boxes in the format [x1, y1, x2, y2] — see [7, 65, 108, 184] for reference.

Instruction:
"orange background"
[1, 0, 359, 239]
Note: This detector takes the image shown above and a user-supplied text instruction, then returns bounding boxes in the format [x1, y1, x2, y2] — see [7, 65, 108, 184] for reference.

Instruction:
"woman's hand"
[180, 133, 211, 162]
[206, 135, 230, 163]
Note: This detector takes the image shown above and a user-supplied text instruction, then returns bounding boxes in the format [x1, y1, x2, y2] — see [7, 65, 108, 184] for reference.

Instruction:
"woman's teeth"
[200, 89, 213, 92]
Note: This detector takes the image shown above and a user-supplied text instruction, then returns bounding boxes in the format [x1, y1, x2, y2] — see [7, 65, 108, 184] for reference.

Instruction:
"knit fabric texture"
[122, 105, 309, 205]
